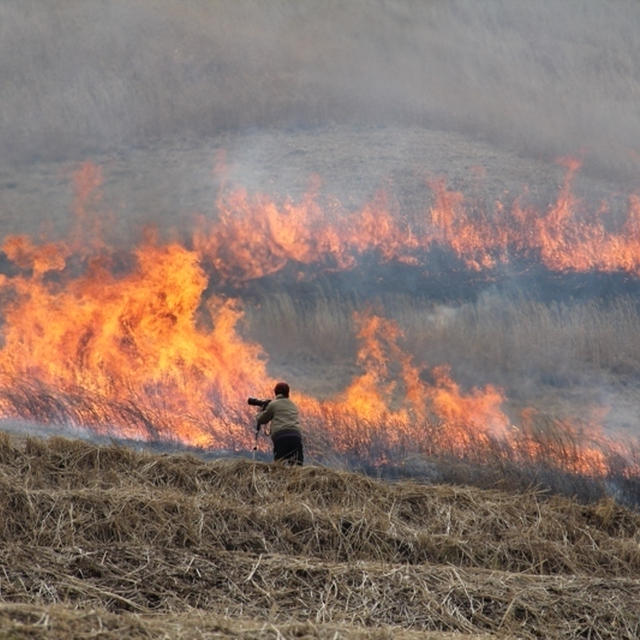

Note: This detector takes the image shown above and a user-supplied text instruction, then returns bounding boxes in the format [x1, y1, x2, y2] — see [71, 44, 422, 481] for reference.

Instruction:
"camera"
[248, 397, 271, 409]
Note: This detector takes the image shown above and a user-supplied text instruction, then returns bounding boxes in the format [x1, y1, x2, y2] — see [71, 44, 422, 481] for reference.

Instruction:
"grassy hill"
[0, 431, 638, 639]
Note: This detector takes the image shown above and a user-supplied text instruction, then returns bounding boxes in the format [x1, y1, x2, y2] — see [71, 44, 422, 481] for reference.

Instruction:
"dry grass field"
[0, 431, 639, 639]
[244, 289, 640, 413]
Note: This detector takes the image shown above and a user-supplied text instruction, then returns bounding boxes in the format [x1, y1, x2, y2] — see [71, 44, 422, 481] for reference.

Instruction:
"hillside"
[0, 432, 638, 639]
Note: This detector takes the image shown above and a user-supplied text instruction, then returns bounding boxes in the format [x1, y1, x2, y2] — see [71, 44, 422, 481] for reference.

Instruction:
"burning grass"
[1, 157, 640, 491]
[2, 157, 640, 484]
[0, 432, 639, 638]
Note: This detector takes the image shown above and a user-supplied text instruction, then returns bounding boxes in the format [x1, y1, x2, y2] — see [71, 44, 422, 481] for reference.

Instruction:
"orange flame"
[320, 312, 510, 457]
[0, 160, 638, 476]
[190, 155, 640, 283]
[0, 232, 271, 447]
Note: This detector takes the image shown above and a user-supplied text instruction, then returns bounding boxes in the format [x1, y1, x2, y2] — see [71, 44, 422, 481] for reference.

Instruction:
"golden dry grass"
[0, 432, 639, 638]
[0, 604, 492, 640]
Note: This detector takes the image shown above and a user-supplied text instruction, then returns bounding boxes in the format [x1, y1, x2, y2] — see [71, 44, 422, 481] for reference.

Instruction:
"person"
[256, 381, 304, 465]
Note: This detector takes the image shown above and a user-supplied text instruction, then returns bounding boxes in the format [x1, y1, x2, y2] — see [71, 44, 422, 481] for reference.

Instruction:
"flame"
[0, 159, 638, 476]
[1, 235, 68, 278]
[192, 185, 415, 284]
[0, 231, 271, 447]
[320, 313, 510, 457]
[515, 408, 611, 477]
[190, 155, 640, 284]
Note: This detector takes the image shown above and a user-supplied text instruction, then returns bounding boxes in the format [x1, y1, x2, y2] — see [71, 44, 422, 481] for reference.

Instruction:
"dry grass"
[0, 604, 488, 640]
[0, 431, 639, 638]
[246, 291, 640, 393]
[245, 289, 640, 447]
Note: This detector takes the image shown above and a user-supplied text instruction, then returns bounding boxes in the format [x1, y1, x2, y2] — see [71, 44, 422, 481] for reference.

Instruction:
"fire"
[320, 313, 510, 458]
[515, 409, 611, 477]
[192, 185, 414, 284]
[1, 235, 67, 278]
[0, 234, 271, 447]
[191, 155, 640, 284]
[0, 159, 638, 477]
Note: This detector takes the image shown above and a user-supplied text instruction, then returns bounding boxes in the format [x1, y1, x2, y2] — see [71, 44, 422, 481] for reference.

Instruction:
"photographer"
[256, 382, 304, 465]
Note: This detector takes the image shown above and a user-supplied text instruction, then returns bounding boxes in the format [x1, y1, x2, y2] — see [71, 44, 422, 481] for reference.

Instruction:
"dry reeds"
[0, 432, 639, 638]
[246, 291, 640, 395]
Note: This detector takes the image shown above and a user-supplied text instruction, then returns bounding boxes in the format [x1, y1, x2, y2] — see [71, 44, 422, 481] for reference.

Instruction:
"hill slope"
[0, 432, 639, 638]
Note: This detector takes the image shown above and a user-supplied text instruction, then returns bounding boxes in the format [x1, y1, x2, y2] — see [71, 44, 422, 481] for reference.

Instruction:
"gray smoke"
[1, 0, 639, 183]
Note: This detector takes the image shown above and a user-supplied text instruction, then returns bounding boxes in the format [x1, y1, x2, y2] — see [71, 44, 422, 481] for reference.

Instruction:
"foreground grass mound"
[0, 432, 639, 638]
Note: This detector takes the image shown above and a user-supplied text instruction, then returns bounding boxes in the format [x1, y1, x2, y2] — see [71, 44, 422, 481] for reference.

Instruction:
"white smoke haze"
[1, 0, 639, 182]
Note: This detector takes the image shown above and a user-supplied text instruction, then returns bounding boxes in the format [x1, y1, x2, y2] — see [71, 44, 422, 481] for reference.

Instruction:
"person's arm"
[256, 402, 275, 425]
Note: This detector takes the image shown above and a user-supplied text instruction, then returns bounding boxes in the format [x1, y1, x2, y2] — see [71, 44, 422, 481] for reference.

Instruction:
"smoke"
[1, 0, 639, 182]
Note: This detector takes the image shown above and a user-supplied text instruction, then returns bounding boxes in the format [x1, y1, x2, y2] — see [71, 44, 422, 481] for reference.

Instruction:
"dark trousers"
[273, 430, 304, 465]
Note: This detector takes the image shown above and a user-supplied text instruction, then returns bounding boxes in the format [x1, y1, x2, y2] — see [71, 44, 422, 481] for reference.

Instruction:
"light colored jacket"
[256, 395, 302, 439]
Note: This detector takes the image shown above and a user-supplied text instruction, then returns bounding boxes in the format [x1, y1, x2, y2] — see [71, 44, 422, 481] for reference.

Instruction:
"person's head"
[274, 381, 290, 398]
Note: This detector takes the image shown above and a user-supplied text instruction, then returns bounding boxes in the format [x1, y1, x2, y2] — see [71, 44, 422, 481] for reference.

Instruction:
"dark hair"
[274, 382, 290, 397]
